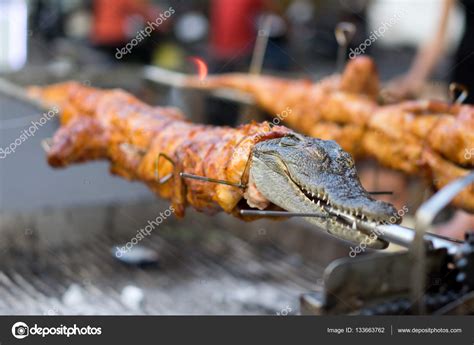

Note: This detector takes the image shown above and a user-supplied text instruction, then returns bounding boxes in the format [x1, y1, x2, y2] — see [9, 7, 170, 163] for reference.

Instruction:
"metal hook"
[180, 172, 245, 189]
[179, 149, 252, 189]
[154, 152, 175, 184]
[449, 83, 468, 105]
[153, 149, 250, 188]
[119, 144, 173, 184]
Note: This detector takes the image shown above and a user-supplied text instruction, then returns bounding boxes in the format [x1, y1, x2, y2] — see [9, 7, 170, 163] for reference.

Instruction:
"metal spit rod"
[333, 210, 462, 253]
[375, 223, 462, 254]
[242, 208, 462, 253]
[0, 78, 46, 111]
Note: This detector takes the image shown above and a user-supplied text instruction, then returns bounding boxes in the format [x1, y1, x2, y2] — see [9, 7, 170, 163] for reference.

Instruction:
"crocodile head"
[249, 133, 399, 249]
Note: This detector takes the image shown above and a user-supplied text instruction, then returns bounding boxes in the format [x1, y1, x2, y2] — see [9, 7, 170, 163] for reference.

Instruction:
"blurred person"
[30, 0, 65, 41]
[209, 0, 265, 71]
[206, 0, 264, 126]
[385, 0, 473, 102]
[209, 0, 289, 70]
[207, 0, 290, 126]
[91, 0, 162, 63]
[385, 0, 474, 239]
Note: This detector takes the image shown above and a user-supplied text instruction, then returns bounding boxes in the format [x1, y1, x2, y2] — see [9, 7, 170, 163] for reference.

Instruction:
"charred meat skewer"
[28, 82, 398, 248]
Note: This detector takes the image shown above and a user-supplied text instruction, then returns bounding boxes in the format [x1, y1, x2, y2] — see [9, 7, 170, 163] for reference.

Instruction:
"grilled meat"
[187, 57, 474, 212]
[28, 82, 398, 248]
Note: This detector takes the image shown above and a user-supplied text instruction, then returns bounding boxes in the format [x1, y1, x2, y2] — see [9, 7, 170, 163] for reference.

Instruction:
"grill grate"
[0, 229, 324, 315]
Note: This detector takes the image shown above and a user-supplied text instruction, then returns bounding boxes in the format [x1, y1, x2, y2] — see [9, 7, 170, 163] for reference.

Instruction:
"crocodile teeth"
[316, 200, 320, 206]
[352, 221, 357, 230]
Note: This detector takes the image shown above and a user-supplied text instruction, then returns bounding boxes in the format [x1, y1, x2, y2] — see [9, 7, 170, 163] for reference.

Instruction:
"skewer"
[237, 15, 274, 125]
[240, 209, 327, 218]
[243, 207, 461, 252]
[0, 78, 47, 111]
[143, 66, 186, 88]
[0, 78, 62, 130]
[180, 172, 245, 189]
[143, 65, 255, 105]
[448, 82, 468, 104]
[335, 22, 356, 73]
[378, 224, 462, 253]
[249, 15, 273, 75]
[368, 191, 393, 195]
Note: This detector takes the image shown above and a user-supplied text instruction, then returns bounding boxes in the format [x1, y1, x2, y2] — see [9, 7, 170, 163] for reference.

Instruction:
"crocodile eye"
[312, 147, 328, 161]
[279, 136, 298, 147]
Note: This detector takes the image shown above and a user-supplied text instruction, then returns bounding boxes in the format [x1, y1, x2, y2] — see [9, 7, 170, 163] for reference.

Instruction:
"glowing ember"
[188, 56, 208, 81]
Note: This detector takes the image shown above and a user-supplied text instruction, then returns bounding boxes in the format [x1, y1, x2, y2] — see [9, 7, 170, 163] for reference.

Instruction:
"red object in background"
[92, 0, 155, 45]
[210, 0, 263, 60]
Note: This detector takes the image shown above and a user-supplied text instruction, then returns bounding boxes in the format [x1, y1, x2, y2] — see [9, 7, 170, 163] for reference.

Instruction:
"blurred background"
[0, 0, 469, 314]
[0, 0, 464, 92]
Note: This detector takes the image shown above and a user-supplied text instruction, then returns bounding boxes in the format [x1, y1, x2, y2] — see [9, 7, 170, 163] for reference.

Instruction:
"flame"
[188, 56, 208, 81]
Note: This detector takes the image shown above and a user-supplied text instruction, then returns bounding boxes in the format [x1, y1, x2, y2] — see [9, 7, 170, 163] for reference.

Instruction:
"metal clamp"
[154, 152, 175, 184]
[181, 172, 245, 189]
